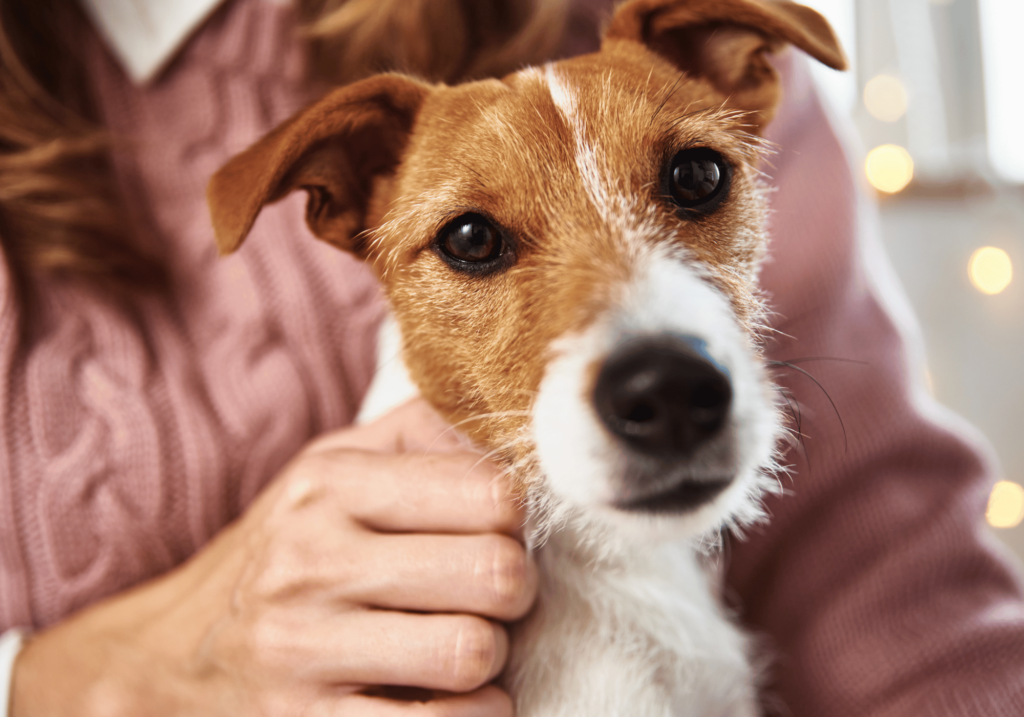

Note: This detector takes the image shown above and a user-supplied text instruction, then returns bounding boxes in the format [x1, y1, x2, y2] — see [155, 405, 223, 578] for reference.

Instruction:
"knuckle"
[248, 612, 287, 656]
[244, 611, 302, 671]
[445, 617, 499, 691]
[248, 533, 310, 601]
[262, 474, 328, 529]
[251, 554, 299, 600]
[283, 456, 333, 500]
[286, 446, 368, 498]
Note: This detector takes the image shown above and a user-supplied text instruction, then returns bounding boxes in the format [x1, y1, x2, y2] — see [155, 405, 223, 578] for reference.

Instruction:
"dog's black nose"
[594, 337, 732, 457]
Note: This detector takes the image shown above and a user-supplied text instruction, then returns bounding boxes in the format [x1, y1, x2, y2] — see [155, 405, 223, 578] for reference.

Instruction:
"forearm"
[9, 548, 227, 717]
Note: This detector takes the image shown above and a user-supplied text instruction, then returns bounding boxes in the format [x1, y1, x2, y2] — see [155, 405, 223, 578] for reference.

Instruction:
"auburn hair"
[0, 0, 569, 295]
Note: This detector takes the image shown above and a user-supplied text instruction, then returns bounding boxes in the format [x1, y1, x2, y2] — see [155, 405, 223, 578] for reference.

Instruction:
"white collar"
[79, 0, 230, 84]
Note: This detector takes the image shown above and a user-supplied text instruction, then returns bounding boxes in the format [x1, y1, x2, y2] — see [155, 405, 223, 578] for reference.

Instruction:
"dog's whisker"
[760, 325, 797, 341]
[649, 70, 689, 127]
[774, 385, 810, 469]
[462, 440, 532, 482]
[768, 360, 848, 453]
[777, 355, 868, 367]
[415, 408, 534, 456]
[435, 410, 533, 444]
[668, 102, 709, 126]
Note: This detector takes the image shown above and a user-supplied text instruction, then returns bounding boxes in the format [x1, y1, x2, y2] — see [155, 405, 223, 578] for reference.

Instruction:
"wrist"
[8, 587, 173, 717]
[9, 621, 111, 717]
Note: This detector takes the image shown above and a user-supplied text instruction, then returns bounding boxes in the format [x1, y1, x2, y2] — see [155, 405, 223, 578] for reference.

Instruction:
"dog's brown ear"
[604, 0, 846, 125]
[208, 74, 431, 255]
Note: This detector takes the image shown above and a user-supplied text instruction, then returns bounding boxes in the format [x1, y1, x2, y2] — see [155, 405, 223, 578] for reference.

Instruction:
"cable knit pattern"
[0, 0, 383, 629]
[1, 1, 1023, 714]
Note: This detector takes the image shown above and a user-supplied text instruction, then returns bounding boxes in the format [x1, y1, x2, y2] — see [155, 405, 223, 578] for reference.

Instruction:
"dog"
[208, 0, 845, 713]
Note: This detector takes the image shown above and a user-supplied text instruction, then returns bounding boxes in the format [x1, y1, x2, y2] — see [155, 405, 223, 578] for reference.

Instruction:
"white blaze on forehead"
[543, 64, 612, 219]
[539, 65, 665, 251]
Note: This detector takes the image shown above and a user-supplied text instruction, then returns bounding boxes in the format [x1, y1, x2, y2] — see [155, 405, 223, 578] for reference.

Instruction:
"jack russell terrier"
[208, 0, 845, 713]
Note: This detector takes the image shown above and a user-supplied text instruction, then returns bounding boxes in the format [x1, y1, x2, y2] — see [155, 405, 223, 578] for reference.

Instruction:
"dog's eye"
[437, 214, 503, 267]
[667, 148, 730, 212]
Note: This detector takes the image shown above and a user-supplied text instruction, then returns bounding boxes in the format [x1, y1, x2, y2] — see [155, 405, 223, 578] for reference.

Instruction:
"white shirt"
[78, 0, 230, 83]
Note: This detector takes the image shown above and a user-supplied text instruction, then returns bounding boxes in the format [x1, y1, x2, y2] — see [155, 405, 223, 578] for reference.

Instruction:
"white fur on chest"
[506, 528, 757, 717]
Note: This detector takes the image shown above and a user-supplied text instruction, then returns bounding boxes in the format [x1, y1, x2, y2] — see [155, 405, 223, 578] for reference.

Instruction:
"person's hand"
[11, 399, 537, 716]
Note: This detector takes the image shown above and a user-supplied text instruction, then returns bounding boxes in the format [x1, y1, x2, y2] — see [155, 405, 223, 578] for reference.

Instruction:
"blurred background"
[799, 0, 1024, 563]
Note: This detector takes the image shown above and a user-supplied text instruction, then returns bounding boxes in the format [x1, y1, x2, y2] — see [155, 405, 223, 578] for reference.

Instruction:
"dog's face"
[209, 0, 844, 542]
[372, 49, 781, 540]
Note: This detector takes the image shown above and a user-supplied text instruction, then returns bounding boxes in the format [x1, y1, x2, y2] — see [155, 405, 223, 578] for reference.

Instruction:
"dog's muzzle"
[594, 335, 736, 513]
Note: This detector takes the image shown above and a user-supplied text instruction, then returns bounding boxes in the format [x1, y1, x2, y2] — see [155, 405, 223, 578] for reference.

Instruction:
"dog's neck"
[507, 522, 757, 717]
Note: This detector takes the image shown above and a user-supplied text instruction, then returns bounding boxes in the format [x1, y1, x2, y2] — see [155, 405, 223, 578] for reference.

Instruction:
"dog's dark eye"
[437, 214, 504, 267]
[667, 148, 730, 212]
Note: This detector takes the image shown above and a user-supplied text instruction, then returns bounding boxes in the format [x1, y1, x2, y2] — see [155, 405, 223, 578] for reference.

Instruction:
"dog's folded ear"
[207, 74, 431, 255]
[604, 0, 846, 126]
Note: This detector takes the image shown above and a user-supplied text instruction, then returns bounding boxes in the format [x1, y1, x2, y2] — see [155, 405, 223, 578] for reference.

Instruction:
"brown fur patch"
[366, 47, 772, 460]
[207, 0, 846, 477]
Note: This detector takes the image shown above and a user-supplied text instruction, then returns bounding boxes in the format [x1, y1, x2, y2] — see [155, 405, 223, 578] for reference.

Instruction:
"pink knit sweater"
[1, 1, 1021, 714]
[0, 0, 384, 629]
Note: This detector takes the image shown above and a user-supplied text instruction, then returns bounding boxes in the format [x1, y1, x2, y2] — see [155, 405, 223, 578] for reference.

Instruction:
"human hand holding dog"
[11, 399, 536, 717]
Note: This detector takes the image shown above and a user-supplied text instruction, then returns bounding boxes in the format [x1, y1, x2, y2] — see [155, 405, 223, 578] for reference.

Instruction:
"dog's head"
[209, 0, 844, 543]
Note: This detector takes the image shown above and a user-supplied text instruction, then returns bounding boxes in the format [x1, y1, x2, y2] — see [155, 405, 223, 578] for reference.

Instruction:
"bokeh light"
[987, 480, 1024, 529]
[864, 75, 908, 122]
[865, 145, 914, 194]
[968, 246, 1013, 295]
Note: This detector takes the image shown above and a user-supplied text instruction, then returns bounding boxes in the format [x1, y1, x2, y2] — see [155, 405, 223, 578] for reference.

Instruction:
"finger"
[285, 612, 509, 693]
[345, 452, 523, 536]
[289, 449, 524, 536]
[309, 399, 468, 455]
[334, 685, 513, 717]
[341, 533, 538, 621]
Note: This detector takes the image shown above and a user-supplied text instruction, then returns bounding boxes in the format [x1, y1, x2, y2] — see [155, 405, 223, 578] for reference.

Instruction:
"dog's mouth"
[614, 475, 733, 514]
[603, 415, 739, 516]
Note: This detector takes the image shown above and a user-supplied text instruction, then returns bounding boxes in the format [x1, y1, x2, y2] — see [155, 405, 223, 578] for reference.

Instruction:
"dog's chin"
[592, 471, 759, 543]
[614, 476, 732, 515]
[531, 464, 763, 547]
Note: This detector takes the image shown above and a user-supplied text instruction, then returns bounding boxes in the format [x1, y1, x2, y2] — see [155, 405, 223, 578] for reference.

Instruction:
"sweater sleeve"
[726, 54, 1024, 716]
[0, 247, 32, 635]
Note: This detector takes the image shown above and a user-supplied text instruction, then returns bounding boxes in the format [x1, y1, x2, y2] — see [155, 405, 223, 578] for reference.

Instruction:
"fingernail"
[490, 469, 513, 507]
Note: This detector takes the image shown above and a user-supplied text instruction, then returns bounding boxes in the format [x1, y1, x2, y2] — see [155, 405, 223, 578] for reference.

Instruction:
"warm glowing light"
[987, 481, 1024, 529]
[864, 75, 908, 122]
[865, 145, 914, 194]
[968, 246, 1013, 295]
